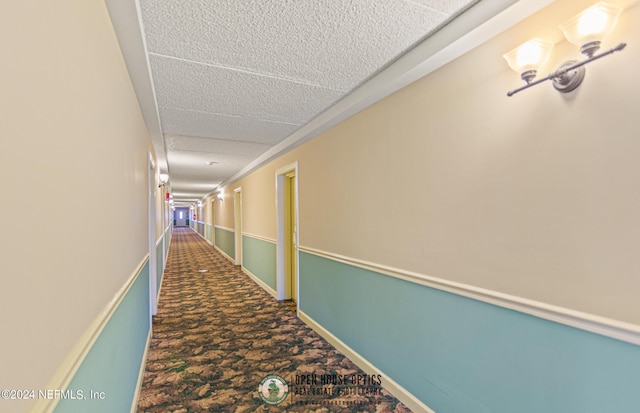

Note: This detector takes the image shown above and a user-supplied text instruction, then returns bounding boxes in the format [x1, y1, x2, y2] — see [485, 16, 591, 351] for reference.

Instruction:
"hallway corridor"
[137, 228, 411, 412]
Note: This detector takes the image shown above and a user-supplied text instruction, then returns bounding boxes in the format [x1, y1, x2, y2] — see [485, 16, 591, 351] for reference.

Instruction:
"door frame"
[210, 198, 216, 246]
[147, 153, 158, 318]
[233, 187, 243, 266]
[275, 162, 300, 304]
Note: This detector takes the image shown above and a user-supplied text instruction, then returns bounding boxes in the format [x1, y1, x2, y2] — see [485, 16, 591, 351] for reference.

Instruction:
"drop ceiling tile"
[140, 0, 482, 200]
[169, 180, 221, 194]
[168, 148, 257, 166]
[167, 150, 249, 199]
[150, 54, 343, 125]
[408, 0, 480, 15]
[159, 106, 300, 145]
[141, 0, 457, 91]
[165, 134, 272, 157]
[168, 149, 254, 181]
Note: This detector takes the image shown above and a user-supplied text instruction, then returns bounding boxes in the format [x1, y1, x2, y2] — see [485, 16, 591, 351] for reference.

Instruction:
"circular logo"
[258, 374, 289, 405]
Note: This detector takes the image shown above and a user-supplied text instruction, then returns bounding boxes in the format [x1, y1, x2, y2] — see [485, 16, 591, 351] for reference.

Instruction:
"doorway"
[210, 198, 216, 246]
[276, 162, 299, 305]
[174, 208, 188, 227]
[285, 172, 297, 301]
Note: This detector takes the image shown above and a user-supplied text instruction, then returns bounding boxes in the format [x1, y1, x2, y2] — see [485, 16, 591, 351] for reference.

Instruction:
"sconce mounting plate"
[552, 60, 586, 93]
[507, 43, 626, 97]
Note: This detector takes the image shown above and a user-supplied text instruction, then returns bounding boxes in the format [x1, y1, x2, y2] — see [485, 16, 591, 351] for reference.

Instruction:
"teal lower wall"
[156, 242, 163, 297]
[206, 224, 212, 244]
[242, 235, 276, 290]
[164, 228, 171, 261]
[214, 227, 235, 260]
[54, 260, 151, 413]
[194, 221, 204, 237]
[299, 251, 640, 413]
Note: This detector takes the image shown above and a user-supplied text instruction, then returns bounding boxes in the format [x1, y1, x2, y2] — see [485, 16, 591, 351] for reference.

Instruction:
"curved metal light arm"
[507, 42, 627, 97]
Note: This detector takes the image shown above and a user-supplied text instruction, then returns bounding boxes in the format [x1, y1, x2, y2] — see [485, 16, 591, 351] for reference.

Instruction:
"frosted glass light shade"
[559, 2, 622, 55]
[503, 38, 553, 82]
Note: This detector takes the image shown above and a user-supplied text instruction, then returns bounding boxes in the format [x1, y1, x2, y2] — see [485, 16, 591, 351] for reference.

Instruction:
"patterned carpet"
[137, 227, 411, 413]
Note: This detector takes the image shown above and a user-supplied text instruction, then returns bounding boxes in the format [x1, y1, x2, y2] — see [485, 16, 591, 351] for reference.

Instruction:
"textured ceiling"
[139, 0, 480, 205]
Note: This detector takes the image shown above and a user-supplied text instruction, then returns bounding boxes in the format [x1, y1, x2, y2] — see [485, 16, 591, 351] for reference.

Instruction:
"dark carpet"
[137, 227, 411, 413]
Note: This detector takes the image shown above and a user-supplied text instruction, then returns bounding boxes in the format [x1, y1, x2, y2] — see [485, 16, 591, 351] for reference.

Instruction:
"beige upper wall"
[208, 151, 301, 237]
[0, 0, 156, 403]
[211, 186, 234, 229]
[236, 165, 278, 239]
[215, 0, 640, 325]
[304, 0, 639, 324]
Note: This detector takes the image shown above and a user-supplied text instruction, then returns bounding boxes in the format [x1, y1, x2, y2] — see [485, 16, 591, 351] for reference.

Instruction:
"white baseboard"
[130, 329, 152, 413]
[241, 266, 278, 299]
[298, 310, 436, 413]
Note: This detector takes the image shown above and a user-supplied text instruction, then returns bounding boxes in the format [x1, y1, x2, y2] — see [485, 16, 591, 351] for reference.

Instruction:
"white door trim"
[147, 153, 158, 318]
[210, 198, 216, 246]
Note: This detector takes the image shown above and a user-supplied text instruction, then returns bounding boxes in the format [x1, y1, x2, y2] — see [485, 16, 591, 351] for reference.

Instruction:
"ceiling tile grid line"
[160, 106, 244, 119]
[140, 0, 461, 90]
[148, 51, 351, 92]
[159, 107, 303, 145]
[157, 105, 305, 127]
[165, 134, 273, 154]
[405, 0, 474, 15]
[150, 54, 345, 125]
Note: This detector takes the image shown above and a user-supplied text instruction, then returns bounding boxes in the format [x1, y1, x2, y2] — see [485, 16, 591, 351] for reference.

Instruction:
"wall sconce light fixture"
[158, 173, 169, 188]
[217, 193, 224, 201]
[504, 38, 553, 84]
[505, 2, 625, 97]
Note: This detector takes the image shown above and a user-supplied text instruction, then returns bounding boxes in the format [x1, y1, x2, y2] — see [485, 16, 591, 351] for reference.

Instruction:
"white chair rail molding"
[504, 1, 626, 96]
